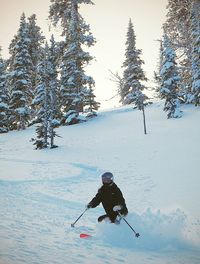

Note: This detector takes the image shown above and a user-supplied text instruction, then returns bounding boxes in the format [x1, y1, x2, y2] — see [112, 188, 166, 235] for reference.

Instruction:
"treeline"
[0, 0, 99, 149]
[105, 0, 200, 120]
[155, 0, 200, 118]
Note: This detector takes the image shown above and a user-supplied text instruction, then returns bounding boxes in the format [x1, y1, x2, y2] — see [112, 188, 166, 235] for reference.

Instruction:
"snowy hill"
[0, 102, 200, 264]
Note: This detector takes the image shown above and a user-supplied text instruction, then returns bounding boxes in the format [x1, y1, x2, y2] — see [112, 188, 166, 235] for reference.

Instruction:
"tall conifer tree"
[33, 45, 50, 149]
[48, 35, 60, 121]
[160, 35, 182, 118]
[9, 13, 33, 130]
[120, 19, 147, 107]
[0, 48, 9, 133]
[33, 43, 58, 149]
[49, 0, 99, 124]
[154, 40, 164, 97]
[190, 0, 200, 106]
[163, 0, 193, 102]
[27, 14, 45, 104]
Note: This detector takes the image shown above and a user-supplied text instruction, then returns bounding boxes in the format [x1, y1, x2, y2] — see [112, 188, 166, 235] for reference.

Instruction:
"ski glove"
[113, 205, 122, 212]
[113, 205, 128, 216]
[120, 207, 128, 216]
[86, 203, 92, 209]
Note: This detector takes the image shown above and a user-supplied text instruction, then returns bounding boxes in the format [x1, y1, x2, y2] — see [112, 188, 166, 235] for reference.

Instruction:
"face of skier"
[102, 178, 113, 187]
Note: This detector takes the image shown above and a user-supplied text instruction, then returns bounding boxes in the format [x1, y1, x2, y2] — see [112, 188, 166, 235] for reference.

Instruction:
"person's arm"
[115, 187, 128, 215]
[87, 188, 102, 208]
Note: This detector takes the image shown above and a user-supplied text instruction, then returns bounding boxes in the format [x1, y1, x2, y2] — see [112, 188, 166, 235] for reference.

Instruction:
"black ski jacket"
[88, 183, 128, 221]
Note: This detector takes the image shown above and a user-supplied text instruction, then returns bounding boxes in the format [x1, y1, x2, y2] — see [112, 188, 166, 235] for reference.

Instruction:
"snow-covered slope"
[0, 103, 200, 264]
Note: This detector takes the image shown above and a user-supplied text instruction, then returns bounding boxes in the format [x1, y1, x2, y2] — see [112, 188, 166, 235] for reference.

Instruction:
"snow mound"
[97, 208, 200, 252]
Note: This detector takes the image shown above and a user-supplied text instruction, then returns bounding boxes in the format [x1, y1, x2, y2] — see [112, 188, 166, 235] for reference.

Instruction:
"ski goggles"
[102, 177, 113, 183]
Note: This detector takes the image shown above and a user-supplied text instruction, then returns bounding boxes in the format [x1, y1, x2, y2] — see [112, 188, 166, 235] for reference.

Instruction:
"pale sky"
[0, 0, 168, 109]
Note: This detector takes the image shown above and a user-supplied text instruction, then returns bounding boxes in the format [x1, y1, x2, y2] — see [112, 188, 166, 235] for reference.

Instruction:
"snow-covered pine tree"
[160, 34, 182, 118]
[9, 13, 33, 130]
[153, 40, 164, 98]
[33, 43, 58, 149]
[48, 35, 60, 147]
[163, 0, 193, 103]
[8, 35, 18, 70]
[48, 35, 60, 120]
[83, 79, 100, 117]
[0, 48, 9, 133]
[33, 46, 49, 149]
[190, 0, 200, 106]
[121, 19, 147, 107]
[49, 0, 94, 35]
[27, 14, 45, 106]
[49, 0, 99, 124]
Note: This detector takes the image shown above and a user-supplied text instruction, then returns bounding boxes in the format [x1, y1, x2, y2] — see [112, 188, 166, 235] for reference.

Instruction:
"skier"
[86, 172, 128, 223]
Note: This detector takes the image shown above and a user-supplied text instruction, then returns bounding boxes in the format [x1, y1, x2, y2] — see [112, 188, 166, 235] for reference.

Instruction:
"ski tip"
[80, 233, 91, 239]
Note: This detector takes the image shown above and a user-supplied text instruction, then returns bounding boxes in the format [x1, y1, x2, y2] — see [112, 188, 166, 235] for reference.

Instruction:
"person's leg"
[98, 214, 109, 222]
[109, 212, 118, 223]
[98, 212, 120, 223]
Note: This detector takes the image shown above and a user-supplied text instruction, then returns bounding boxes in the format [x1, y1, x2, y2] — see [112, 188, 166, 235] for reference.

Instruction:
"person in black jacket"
[87, 172, 128, 223]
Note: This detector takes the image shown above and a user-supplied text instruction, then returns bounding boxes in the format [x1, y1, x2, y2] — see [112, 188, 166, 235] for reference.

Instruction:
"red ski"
[80, 233, 91, 239]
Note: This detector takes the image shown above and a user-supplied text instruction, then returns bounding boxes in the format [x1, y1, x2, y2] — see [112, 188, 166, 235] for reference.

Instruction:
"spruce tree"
[49, 0, 99, 124]
[0, 48, 9, 133]
[9, 13, 33, 130]
[83, 80, 100, 117]
[48, 36, 60, 147]
[154, 40, 164, 98]
[48, 35, 60, 122]
[164, 0, 192, 51]
[163, 0, 193, 103]
[191, 0, 200, 106]
[33, 43, 58, 149]
[121, 19, 147, 107]
[33, 46, 50, 149]
[160, 34, 182, 118]
[27, 14, 45, 105]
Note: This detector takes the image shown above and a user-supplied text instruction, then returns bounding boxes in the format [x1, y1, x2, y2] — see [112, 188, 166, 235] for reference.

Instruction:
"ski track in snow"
[1, 104, 200, 264]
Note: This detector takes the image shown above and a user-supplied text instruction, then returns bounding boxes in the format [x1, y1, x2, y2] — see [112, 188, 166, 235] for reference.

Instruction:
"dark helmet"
[101, 172, 114, 184]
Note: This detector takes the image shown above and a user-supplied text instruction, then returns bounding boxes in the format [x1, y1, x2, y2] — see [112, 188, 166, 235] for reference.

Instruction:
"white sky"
[0, 0, 168, 109]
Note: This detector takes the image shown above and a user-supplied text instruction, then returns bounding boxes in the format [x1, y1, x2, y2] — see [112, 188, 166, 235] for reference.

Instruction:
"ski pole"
[71, 208, 88, 227]
[117, 211, 140, 238]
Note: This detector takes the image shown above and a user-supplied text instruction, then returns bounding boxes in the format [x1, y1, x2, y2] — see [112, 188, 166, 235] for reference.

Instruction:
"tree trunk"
[142, 106, 147, 135]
